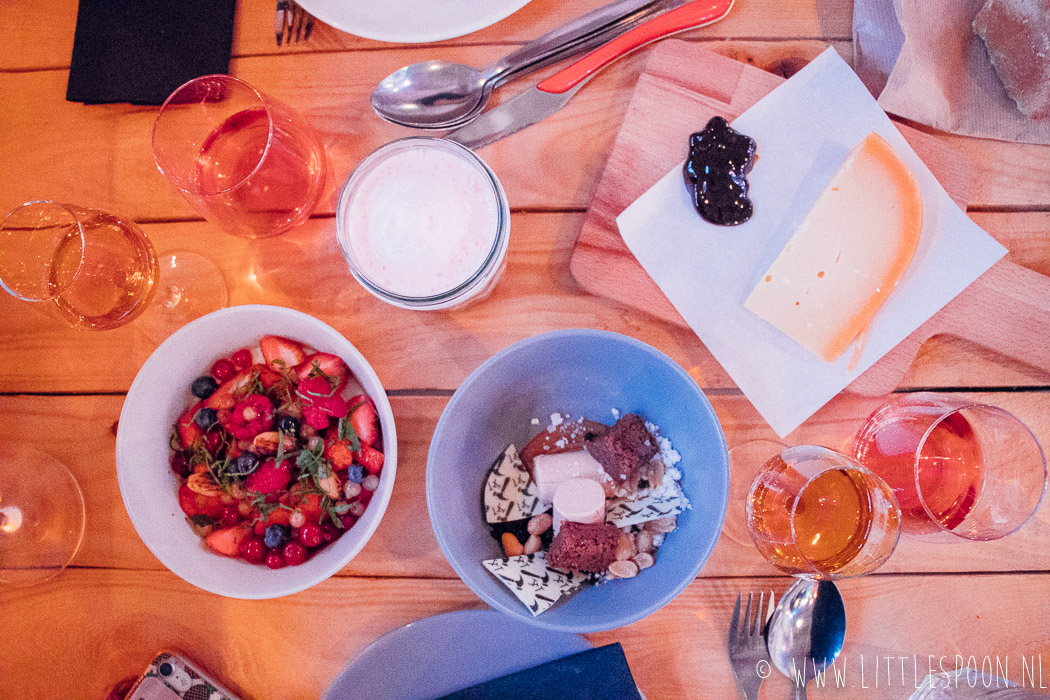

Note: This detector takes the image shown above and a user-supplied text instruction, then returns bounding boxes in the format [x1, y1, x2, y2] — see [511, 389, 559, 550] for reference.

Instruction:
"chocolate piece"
[547, 521, 621, 573]
[683, 116, 757, 226]
[585, 414, 658, 486]
[974, 0, 1050, 119]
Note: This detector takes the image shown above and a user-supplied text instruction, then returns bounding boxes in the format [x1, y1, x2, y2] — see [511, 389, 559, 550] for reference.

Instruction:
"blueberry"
[346, 465, 365, 483]
[276, 414, 301, 436]
[229, 452, 260, 476]
[264, 524, 289, 549]
[195, 407, 218, 430]
[191, 376, 219, 399]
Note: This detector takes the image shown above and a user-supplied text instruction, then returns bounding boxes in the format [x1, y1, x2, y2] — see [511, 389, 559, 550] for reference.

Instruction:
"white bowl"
[116, 305, 397, 599]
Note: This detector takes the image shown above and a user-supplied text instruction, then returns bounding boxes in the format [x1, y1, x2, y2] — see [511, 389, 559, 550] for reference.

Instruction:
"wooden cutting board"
[569, 41, 1050, 395]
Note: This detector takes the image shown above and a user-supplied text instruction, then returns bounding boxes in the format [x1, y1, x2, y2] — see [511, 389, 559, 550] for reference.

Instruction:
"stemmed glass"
[0, 200, 227, 334]
[746, 445, 901, 578]
[853, 392, 1047, 541]
[152, 74, 327, 239]
[0, 447, 85, 586]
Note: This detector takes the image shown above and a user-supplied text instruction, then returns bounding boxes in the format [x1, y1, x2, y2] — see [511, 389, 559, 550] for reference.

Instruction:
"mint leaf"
[337, 417, 362, 453]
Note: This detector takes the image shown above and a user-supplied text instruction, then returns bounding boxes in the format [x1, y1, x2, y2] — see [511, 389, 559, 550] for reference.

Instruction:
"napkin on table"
[66, 0, 237, 105]
[616, 48, 1006, 438]
[853, 0, 1050, 146]
[435, 643, 642, 700]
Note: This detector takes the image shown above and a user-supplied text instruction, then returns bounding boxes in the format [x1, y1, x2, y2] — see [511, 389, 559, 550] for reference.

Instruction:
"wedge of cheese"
[744, 132, 923, 362]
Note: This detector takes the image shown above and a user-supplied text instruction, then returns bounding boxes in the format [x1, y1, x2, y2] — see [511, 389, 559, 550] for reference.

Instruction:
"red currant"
[238, 536, 267, 565]
[299, 523, 323, 548]
[265, 551, 286, 569]
[231, 348, 253, 370]
[204, 430, 224, 455]
[211, 358, 236, 383]
[283, 542, 307, 566]
[169, 452, 190, 478]
[219, 507, 241, 527]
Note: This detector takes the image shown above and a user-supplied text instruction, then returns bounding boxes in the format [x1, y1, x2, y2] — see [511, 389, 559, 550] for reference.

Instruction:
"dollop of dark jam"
[683, 116, 757, 226]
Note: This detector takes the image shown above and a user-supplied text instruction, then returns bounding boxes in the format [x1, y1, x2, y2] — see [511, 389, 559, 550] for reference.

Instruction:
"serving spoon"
[370, 0, 683, 130]
[766, 579, 846, 700]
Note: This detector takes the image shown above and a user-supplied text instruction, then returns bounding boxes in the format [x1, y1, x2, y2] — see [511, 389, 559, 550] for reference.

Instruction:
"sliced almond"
[614, 532, 637, 561]
[523, 534, 542, 555]
[644, 516, 677, 534]
[608, 560, 639, 579]
[636, 530, 655, 553]
[632, 552, 655, 570]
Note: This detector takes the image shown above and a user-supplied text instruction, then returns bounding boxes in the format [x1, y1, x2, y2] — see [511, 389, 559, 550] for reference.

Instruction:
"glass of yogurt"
[336, 137, 510, 310]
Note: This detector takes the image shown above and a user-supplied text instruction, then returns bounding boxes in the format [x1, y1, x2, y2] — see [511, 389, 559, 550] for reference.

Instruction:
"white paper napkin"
[616, 48, 1007, 437]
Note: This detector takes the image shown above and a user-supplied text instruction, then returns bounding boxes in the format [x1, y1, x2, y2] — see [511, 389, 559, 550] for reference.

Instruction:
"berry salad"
[169, 335, 384, 569]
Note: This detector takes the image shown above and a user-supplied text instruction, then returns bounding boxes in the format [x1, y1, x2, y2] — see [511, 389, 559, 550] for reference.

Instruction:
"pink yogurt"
[337, 138, 508, 307]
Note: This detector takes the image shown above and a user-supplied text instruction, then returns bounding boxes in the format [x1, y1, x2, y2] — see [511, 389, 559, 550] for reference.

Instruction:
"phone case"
[124, 652, 243, 700]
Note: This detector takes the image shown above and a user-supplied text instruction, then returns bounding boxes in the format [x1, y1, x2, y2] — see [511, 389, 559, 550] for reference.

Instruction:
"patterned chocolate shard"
[483, 444, 544, 523]
[482, 552, 591, 616]
[606, 485, 690, 528]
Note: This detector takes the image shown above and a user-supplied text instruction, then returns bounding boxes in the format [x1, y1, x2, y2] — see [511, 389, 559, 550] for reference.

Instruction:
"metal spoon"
[766, 579, 847, 700]
[370, 0, 683, 130]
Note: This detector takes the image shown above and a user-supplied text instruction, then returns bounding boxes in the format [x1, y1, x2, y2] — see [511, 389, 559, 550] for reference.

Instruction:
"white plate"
[297, 0, 533, 43]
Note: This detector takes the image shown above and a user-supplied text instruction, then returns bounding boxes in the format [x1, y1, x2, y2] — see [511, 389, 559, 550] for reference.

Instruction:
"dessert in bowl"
[427, 329, 729, 632]
[116, 305, 397, 599]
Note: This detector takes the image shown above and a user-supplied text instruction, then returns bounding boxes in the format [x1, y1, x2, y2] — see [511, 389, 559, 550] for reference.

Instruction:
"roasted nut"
[527, 513, 553, 536]
[187, 472, 222, 497]
[644, 517, 677, 534]
[523, 534, 543, 555]
[632, 552, 655, 570]
[636, 530, 655, 553]
[252, 431, 297, 455]
[502, 533, 524, 557]
[615, 533, 637, 561]
[318, 472, 341, 499]
[608, 560, 639, 579]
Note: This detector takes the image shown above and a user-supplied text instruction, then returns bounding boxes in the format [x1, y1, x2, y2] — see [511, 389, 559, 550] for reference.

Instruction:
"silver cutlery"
[276, 0, 315, 47]
[370, 0, 685, 130]
[728, 590, 775, 700]
[766, 579, 846, 700]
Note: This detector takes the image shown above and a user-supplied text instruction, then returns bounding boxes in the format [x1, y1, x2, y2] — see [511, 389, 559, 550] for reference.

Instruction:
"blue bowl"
[426, 329, 729, 632]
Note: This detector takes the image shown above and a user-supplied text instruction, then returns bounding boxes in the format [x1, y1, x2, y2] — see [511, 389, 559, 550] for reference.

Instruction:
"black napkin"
[436, 644, 644, 700]
[66, 0, 237, 105]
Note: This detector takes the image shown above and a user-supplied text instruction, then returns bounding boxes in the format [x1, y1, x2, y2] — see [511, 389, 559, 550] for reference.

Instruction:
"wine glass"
[151, 74, 327, 239]
[746, 445, 901, 578]
[0, 447, 85, 586]
[853, 392, 1047, 541]
[0, 200, 227, 335]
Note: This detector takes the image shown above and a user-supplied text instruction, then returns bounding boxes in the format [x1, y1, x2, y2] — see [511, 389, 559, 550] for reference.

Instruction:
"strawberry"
[206, 368, 255, 410]
[302, 405, 331, 431]
[245, 458, 292, 494]
[204, 522, 252, 557]
[298, 376, 349, 420]
[285, 488, 324, 523]
[178, 484, 226, 520]
[356, 444, 385, 474]
[325, 435, 356, 470]
[176, 401, 205, 449]
[264, 506, 293, 527]
[260, 336, 307, 370]
[294, 352, 350, 391]
[348, 399, 380, 447]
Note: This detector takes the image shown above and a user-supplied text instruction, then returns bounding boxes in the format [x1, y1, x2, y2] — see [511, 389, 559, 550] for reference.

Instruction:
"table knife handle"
[536, 0, 734, 94]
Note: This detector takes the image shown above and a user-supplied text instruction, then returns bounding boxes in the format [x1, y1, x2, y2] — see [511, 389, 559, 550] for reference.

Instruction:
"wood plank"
[7, 392, 1048, 577]
[0, 211, 1046, 394]
[0, 0, 855, 72]
[3, 41, 1048, 220]
[1, 568, 1047, 698]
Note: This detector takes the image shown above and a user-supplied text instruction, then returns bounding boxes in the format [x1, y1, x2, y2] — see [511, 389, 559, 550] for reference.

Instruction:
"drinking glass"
[853, 392, 1047, 541]
[152, 74, 327, 239]
[746, 445, 901, 578]
[0, 201, 157, 330]
[0, 447, 85, 586]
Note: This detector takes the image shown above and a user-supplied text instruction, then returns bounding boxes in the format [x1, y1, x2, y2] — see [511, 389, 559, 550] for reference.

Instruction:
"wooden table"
[1, 1, 1048, 697]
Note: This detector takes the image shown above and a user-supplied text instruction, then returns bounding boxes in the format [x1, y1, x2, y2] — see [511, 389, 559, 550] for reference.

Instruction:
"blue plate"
[427, 329, 730, 632]
[322, 609, 592, 700]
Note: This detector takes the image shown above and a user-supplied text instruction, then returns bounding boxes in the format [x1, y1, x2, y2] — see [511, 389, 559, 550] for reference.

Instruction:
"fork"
[275, 0, 315, 46]
[728, 591, 775, 700]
